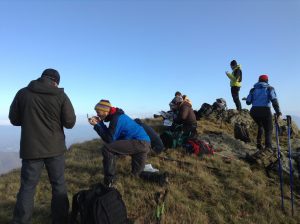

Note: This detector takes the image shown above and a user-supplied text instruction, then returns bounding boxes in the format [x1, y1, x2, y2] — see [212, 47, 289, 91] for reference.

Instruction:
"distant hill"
[0, 124, 98, 174]
[0, 151, 20, 175]
[293, 115, 300, 128]
[0, 124, 98, 152]
[1, 111, 300, 223]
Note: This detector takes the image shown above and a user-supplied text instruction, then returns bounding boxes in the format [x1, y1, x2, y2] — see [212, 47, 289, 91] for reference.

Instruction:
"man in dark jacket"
[246, 74, 281, 151]
[173, 96, 197, 138]
[9, 68, 76, 224]
[226, 60, 242, 111]
[88, 99, 151, 187]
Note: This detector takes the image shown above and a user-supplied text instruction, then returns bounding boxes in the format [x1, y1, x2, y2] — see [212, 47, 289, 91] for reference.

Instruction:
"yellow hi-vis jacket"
[226, 65, 242, 87]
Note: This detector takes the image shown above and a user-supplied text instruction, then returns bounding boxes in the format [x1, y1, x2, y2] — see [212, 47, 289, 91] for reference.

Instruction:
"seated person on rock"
[173, 95, 197, 138]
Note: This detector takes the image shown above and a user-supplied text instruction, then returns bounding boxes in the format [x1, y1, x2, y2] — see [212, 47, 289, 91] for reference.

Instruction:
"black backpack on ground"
[70, 183, 127, 224]
[195, 103, 213, 120]
[234, 122, 251, 143]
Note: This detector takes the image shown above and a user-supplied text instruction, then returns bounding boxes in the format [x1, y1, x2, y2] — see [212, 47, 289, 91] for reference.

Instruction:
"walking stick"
[155, 189, 168, 224]
[275, 114, 284, 212]
[287, 115, 294, 215]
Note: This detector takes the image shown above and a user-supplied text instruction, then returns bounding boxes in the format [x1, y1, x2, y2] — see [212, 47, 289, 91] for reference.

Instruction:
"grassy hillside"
[1, 111, 300, 223]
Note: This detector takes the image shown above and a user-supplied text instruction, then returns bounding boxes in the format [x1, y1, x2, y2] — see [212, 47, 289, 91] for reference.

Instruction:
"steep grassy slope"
[1, 113, 300, 223]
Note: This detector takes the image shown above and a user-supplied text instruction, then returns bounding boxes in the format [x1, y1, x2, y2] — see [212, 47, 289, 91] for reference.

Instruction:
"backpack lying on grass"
[184, 139, 215, 157]
[70, 183, 127, 224]
[234, 122, 251, 143]
[195, 103, 213, 120]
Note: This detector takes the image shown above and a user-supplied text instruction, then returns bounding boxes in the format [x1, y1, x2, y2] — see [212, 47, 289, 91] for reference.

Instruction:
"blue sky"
[0, 0, 299, 125]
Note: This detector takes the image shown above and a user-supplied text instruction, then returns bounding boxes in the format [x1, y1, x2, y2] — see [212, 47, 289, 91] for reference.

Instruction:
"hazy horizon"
[1, 114, 300, 175]
[1, 114, 300, 153]
[0, 124, 99, 175]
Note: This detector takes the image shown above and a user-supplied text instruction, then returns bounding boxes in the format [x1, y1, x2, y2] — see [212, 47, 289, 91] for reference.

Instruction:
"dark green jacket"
[9, 77, 76, 159]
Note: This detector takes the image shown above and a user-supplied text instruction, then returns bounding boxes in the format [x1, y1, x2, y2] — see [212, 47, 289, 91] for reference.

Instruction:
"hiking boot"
[252, 149, 264, 159]
[264, 146, 275, 153]
[258, 149, 277, 167]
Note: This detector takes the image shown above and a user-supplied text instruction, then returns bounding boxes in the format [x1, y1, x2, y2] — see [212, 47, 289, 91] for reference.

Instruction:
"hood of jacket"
[104, 107, 124, 122]
[27, 77, 64, 95]
[180, 100, 192, 108]
[254, 81, 269, 89]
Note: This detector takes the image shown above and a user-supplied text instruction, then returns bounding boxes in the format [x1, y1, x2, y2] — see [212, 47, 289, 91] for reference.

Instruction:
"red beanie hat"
[259, 74, 269, 82]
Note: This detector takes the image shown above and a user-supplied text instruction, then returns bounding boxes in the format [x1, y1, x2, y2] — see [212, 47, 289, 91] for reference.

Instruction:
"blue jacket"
[246, 82, 281, 113]
[94, 108, 150, 143]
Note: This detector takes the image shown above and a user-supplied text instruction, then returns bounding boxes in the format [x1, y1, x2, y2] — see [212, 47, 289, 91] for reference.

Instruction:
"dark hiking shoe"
[257, 149, 277, 167]
[252, 149, 264, 159]
[264, 147, 275, 154]
[139, 171, 169, 186]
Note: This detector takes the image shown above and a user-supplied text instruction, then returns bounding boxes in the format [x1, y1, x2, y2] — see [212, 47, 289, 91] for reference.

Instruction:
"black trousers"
[231, 86, 242, 111]
[12, 154, 69, 224]
[101, 140, 151, 182]
[250, 107, 273, 149]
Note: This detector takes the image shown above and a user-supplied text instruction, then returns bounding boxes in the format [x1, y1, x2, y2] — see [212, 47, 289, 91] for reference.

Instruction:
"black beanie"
[175, 91, 182, 96]
[41, 68, 60, 85]
[230, 60, 237, 67]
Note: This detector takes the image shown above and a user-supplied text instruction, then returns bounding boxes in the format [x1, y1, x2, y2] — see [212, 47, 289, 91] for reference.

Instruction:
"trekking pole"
[275, 114, 284, 212]
[157, 156, 192, 167]
[155, 189, 168, 224]
[287, 115, 294, 216]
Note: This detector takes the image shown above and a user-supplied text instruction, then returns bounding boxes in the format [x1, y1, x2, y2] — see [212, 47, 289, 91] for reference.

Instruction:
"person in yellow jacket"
[226, 60, 242, 111]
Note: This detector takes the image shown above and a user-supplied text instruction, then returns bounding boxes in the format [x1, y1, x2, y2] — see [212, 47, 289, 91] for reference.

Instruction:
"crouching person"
[88, 99, 151, 187]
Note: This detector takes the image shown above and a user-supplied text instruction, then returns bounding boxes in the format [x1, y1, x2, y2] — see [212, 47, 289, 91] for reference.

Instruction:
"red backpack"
[186, 139, 214, 156]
